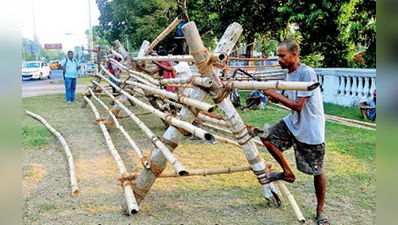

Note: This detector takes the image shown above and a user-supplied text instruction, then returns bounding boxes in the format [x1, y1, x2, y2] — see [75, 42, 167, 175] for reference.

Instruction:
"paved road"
[22, 70, 87, 98]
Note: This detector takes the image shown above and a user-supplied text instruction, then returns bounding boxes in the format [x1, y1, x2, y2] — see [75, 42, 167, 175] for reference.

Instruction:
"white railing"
[314, 68, 376, 106]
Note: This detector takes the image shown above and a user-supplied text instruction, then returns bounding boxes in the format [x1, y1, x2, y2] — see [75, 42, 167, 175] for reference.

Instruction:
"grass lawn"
[22, 93, 376, 225]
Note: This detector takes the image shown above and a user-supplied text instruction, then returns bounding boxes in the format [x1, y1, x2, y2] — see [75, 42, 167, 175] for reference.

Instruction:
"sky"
[21, 0, 100, 52]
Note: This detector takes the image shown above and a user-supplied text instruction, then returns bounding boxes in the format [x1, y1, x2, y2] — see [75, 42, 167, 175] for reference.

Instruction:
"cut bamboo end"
[308, 82, 320, 91]
[212, 52, 228, 62]
[204, 133, 216, 143]
[278, 181, 306, 223]
[72, 189, 79, 198]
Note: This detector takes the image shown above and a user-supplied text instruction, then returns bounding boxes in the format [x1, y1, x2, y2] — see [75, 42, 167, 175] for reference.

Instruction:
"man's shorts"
[264, 120, 325, 176]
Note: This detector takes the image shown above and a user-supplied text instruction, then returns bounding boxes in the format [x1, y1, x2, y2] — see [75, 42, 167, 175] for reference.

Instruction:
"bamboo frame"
[87, 88, 150, 169]
[92, 80, 189, 176]
[100, 64, 216, 112]
[25, 110, 79, 197]
[93, 76, 216, 144]
[109, 58, 213, 88]
[182, 21, 282, 206]
[84, 96, 139, 215]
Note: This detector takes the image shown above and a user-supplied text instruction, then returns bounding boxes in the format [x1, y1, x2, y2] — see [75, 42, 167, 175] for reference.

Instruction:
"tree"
[278, 0, 353, 67]
[96, 0, 178, 51]
[344, 0, 376, 68]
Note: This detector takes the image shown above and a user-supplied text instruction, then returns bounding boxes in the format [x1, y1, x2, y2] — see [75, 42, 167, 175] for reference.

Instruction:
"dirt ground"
[22, 94, 376, 225]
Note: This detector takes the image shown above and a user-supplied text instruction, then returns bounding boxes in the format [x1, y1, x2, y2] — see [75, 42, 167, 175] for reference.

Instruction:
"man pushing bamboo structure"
[77, 15, 326, 222]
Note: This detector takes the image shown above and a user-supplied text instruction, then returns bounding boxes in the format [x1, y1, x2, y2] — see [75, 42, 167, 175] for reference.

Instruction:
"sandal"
[317, 214, 330, 225]
[263, 172, 295, 184]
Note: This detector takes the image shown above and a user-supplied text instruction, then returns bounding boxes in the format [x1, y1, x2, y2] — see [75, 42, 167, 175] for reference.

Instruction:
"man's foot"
[264, 171, 296, 184]
[67, 101, 71, 105]
[316, 214, 330, 225]
[71, 100, 78, 103]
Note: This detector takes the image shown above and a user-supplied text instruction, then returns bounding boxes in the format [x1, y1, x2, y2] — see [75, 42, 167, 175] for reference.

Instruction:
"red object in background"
[44, 43, 63, 49]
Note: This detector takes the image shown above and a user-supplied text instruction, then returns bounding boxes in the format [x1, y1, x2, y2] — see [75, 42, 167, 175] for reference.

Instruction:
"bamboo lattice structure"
[75, 16, 324, 221]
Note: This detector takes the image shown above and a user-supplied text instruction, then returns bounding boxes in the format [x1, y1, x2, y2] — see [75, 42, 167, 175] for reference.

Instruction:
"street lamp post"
[31, 0, 39, 60]
[88, 0, 94, 61]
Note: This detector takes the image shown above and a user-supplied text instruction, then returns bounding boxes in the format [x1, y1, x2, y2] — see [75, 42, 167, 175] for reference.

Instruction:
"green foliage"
[300, 52, 325, 68]
[95, 0, 375, 68]
[96, 0, 178, 51]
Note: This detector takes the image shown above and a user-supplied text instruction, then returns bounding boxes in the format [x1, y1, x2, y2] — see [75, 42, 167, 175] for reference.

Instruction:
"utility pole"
[88, 0, 94, 61]
[31, 0, 38, 60]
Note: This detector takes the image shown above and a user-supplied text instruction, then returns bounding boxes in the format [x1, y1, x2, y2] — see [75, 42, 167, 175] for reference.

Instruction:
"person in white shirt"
[261, 39, 329, 225]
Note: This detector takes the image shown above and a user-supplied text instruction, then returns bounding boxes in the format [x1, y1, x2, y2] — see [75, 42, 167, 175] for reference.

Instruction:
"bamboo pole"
[114, 40, 131, 62]
[159, 165, 252, 177]
[110, 49, 124, 61]
[197, 113, 230, 128]
[87, 88, 150, 168]
[100, 64, 215, 112]
[133, 52, 227, 63]
[84, 96, 139, 215]
[182, 21, 282, 206]
[278, 181, 306, 223]
[92, 80, 189, 176]
[225, 80, 320, 91]
[25, 110, 79, 197]
[93, 76, 216, 143]
[145, 16, 183, 55]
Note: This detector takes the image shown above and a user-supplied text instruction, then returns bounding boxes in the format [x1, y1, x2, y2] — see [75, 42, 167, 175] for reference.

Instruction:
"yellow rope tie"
[132, 183, 150, 200]
[190, 49, 229, 74]
[199, 110, 224, 120]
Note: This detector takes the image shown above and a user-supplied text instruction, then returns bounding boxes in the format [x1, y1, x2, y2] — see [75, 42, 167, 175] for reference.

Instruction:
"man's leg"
[360, 108, 368, 119]
[314, 170, 327, 219]
[65, 78, 72, 102]
[261, 139, 295, 182]
[71, 78, 77, 102]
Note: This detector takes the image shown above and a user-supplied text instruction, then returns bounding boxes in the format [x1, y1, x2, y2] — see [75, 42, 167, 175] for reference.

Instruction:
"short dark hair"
[158, 50, 167, 56]
[278, 39, 300, 55]
[172, 45, 183, 55]
[67, 50, 74, 55]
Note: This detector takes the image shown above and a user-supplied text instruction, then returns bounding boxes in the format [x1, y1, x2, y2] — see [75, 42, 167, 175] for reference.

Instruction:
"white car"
[22, 61, 51, 80]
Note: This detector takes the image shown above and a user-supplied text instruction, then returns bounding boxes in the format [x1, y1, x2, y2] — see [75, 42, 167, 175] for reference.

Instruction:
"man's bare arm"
[152, 61, 175, 72]
[264, 90, 308, 112]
